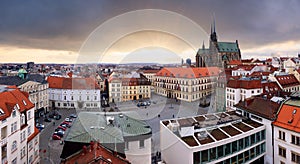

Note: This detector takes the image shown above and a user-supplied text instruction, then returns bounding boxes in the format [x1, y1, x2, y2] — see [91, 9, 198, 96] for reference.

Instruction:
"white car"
[65, 117, 73, 122]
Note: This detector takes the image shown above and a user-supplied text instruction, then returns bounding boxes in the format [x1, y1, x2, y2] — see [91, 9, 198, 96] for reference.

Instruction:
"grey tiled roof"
[0, 74, 47, 86]
[65, 112, 152, 143]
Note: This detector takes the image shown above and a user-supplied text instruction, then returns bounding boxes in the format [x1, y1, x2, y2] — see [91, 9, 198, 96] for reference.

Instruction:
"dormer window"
[22, 100, 27, 106]
[15, 104, 20, 110]
[293, 109, 297, 115]
[0, 108, 4, 115]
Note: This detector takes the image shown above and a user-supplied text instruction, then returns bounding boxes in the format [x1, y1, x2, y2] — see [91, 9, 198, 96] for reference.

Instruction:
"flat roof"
[161, 111, 264, 147]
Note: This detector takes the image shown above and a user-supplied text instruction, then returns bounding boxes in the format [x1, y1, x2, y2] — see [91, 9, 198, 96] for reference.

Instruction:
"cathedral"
[195, 19, 241, 68]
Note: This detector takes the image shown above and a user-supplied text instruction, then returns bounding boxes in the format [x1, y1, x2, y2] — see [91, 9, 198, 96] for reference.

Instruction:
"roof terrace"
[162, 111, 264, 148]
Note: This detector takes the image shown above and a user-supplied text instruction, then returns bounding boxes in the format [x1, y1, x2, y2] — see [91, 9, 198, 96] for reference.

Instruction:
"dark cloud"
[0, 0, 299, 52]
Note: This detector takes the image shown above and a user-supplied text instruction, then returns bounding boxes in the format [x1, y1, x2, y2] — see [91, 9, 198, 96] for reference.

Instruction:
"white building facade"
[154, 67, 219, 102]
[0, 87, 39, 164]
[47, 76, 101, 109]
[160, 111, 266, 164]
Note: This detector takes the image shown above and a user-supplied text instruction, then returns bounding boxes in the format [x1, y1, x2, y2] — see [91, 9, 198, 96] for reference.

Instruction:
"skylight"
[22, 100, 27, 106]
[0, 108, 4, 115]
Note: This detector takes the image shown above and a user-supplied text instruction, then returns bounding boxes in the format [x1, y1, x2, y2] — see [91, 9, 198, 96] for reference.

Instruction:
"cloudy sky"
[0, 0, 300, 63]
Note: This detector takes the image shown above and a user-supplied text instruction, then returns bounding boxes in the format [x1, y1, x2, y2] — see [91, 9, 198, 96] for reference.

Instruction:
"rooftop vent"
[196, 131, 208, 140]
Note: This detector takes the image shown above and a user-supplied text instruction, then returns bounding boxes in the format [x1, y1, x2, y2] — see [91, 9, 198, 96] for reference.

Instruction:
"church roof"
[217, 42, 239, 52]
[196, 48, 210, 55]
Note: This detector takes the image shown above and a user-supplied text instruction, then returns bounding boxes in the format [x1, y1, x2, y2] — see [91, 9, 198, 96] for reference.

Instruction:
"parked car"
[65, 117, 73, 122]
[60, 124, 67, 128]
[69, 114, 77, 118]
[36, 123, 45, 129]
[54, 114, 62, 120]
[53, 131, 64, 138]
[62, 121, 71, 127]
[55, 129, 65, 134]
[57, 126, 66, 131]
[44, 117, 51, 122]
[52, 134, 61, 140]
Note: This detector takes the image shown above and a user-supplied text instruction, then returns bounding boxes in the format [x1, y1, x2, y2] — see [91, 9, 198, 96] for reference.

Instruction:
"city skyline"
[0, 1, 300, 64]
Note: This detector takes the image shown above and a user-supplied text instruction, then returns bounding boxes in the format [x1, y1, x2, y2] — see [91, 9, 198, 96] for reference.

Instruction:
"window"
[278, 146, 286, 158]
[11, 122, 17, 133]
[11, 140, 17, 152]
[12, 158, 17, 164]
[12, 109, 16, 117]
[22, 100, 27, 106]
[292, 135, 300, 146]
[139, 140, 145, 148]
[28, 126, 32, 136]
[292, 151, 300, 163]
[279, 131, 285, 141]
[21, 146, 26, 158]
[28, 155, 33, 164]
[28, 141, 33, 150]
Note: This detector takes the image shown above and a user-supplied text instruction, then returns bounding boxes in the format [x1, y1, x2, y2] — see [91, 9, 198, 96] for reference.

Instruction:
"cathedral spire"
[210, 13, 217, 42]
[213, 13, 216, 33]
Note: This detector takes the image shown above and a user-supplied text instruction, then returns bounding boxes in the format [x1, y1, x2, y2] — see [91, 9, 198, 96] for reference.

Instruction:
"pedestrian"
[53, 121, 55, 126]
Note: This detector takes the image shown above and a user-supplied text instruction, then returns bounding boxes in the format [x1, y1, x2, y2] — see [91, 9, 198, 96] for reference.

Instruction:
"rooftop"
[235, 97, 281, 120]
[162, 111, 264, 148]
[47, 76, 100, 90]
[273, 102, 300, 133]
[275, 74, 300, 88]
[0, 87, 34, 120]
[0, 74, 47, 86]
[62, 141, 130, 164]
[65, 112, 152, 144]
[155, 67, 219, 78]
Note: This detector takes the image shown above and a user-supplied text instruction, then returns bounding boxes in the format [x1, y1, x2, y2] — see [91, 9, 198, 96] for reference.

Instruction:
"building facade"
[108, 72, 151, 103]
[154, 67, 219, 102]
[160, 111, 266, 164]
[47, 76, 101, 109]
[0, 86, 40, 164]
[235, 97, 281, 164]
[273, 92, 300, 164]
[0, 73, 49, 116]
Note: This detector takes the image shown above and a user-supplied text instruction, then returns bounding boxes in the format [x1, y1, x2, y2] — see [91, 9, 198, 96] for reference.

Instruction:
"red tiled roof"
[273, 104, 300, 133]
[232, 65, 256, 71]
[0, 88, 34, 121]
[235, 97, 280, 120]
[63, 142, 130, 164]
[142, 69, 160, 74]
[241, 58, 253, 63]
[228, 60, 242, 65]
[227, 79, 262, 89]
[155, 67, 219, 78]
[275, 74, 300, 88]
[266, 58, 272, 62]
[250, 71, 271, 77]
[47, 76, 100, 90]
[262, 81, 281, 94]
[280, 57, 289, 61]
